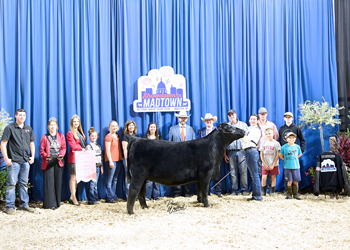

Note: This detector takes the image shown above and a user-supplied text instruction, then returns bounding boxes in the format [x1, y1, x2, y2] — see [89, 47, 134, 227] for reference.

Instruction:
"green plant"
[298, 98, 344, 152]
[0, 167, 7, 199]
[305, 167, 316, 185]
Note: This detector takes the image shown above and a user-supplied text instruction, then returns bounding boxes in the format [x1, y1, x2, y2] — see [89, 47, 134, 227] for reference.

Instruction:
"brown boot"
[286, 186, 293, 199]
[293, 185, 301, 200]
[262, 186, 267, 196]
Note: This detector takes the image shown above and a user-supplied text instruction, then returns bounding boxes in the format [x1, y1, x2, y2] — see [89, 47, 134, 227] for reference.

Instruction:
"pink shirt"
[258, 120, 279, 148]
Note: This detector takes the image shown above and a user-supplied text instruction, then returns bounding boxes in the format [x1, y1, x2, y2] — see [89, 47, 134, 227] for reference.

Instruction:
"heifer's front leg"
[196, 182, 202, 203]
[200, 180, 211, 207]
[138, 181, 148, 209]
[127, 178, 144, 215]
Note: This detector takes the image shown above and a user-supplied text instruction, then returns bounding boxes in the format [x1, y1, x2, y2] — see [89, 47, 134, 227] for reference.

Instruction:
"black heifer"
[126, 122, 245, 214]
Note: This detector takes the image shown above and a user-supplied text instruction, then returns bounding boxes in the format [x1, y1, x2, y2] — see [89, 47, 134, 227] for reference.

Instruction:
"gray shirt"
[259, 140, 281, 166]
[226, 120, 248, 150]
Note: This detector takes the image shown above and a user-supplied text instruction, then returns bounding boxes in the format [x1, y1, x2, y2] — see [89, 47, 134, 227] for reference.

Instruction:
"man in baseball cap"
[225, 109, 249, 196]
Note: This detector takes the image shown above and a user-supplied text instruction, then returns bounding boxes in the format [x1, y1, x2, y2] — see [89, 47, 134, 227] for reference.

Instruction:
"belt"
[244, 147, 256, 151]
[227, 149, 242, 152]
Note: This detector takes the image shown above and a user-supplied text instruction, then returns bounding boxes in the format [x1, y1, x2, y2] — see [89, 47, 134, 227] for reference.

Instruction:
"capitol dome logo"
[133, 66, 191, 112]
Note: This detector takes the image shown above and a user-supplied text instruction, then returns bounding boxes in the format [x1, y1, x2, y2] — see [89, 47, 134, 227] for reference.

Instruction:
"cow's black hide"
[126, 122, 245, 214]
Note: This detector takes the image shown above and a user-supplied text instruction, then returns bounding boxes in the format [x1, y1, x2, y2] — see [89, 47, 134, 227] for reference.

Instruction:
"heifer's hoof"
[141, 205, 149, 209]
[204, 204, 211, 208]
[127, 211, 134, 215]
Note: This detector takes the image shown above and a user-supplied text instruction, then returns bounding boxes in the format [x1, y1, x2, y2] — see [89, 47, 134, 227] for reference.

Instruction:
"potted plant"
[298, 98, 344, 152]
[0, 108, 13, 200]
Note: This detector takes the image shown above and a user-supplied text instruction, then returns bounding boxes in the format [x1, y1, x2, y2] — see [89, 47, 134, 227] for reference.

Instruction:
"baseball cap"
[258, 107, 267, 114]
[286, 132, 297, 138]
[227, 109, 236, 115]
[284, 112, 294, 118]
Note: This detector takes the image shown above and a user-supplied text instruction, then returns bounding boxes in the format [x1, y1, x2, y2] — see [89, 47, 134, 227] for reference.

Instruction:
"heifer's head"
[217, 122, 245, 144]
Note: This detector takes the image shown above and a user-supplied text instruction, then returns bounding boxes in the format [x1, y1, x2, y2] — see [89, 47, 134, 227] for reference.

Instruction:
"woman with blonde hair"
[104, 121, 123, 203]
[122, 120, 138, 199]
[66, 114, 86, 206]
[40, 117, 66, 209]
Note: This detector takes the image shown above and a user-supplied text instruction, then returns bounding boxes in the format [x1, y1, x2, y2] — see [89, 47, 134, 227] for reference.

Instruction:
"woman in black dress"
[39, 118, 66, 209]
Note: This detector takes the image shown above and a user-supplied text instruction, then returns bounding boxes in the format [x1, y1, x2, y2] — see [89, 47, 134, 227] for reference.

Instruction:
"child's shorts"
[284, 169, 301, 182]
[262, 166, 279, 175]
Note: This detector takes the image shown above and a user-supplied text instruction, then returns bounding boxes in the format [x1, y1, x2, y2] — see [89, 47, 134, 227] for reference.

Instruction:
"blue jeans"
[227, 150, 248, 193]
[106, 162, 121, 202]
[87, 166, 101, 203]
[245, 149, 262, 200]
[145, 180, 160, 199]
[6, 162, 30, 209]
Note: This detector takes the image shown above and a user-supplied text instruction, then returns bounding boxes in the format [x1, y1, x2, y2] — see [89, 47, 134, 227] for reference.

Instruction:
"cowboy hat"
[201, 113, 217, 123]
[175, 110, 191, 118]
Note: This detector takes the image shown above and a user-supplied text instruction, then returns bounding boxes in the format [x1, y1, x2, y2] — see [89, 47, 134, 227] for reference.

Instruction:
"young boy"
[279, 132, 303, 200]
[259, 128, 281, 197]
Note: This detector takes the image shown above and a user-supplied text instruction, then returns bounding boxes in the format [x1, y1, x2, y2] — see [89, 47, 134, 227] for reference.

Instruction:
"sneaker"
[216, 193, 222, 198]
[6, 208, 15, 215]
[88, 201, 97, 205]
[145, 198, 151, 201]
[230, 192, 238, 196]
[19, 206, 35, 213]
[185, 194, 191, 197]
[242, 192, 250, 196]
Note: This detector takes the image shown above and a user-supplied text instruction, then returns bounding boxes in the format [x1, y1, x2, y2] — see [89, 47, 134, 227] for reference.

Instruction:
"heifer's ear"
[217, 123, 224, 131]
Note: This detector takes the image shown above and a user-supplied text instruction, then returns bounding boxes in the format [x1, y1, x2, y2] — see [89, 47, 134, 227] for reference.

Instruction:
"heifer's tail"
[126, 136, 138, 184]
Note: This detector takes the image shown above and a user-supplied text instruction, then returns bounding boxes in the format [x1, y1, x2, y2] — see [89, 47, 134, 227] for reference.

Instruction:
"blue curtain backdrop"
[0, 0, 338, 201]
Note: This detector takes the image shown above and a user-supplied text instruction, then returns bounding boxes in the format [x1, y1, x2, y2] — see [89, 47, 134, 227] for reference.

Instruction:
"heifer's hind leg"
[138, 181, 148, 209]
[127, 178, 144, 215]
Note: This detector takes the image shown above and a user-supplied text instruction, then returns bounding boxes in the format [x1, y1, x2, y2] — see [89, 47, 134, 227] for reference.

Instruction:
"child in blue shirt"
[279, 132, 303, 200]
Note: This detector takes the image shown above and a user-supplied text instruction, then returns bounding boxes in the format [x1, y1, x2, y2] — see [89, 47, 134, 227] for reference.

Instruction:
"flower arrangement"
[298, 98, 344, 152]
[330, 131, 350, 182]
[305, 167, 316, 185]
[0, 108, 13, 140]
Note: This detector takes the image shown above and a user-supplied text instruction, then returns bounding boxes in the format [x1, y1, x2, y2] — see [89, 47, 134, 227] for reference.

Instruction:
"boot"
[269, 186, 275, 197]
[292, 185, 301, 200]
[286, 186, 293, 199]
[262, 186, 267, 196]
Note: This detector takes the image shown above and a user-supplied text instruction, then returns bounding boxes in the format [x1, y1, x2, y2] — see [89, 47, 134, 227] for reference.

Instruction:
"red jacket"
[66, 130, 85, 163]
[40, 132, 67, 170]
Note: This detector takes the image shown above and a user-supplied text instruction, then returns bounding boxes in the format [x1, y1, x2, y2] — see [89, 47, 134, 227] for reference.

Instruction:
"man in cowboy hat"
[169, 110, 196, 197]
[198, 113, 222, 197]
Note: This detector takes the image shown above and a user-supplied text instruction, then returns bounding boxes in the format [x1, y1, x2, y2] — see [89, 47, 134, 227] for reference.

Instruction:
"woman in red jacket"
[66, 114, 86, 206]
[40, 117, 66, 209]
